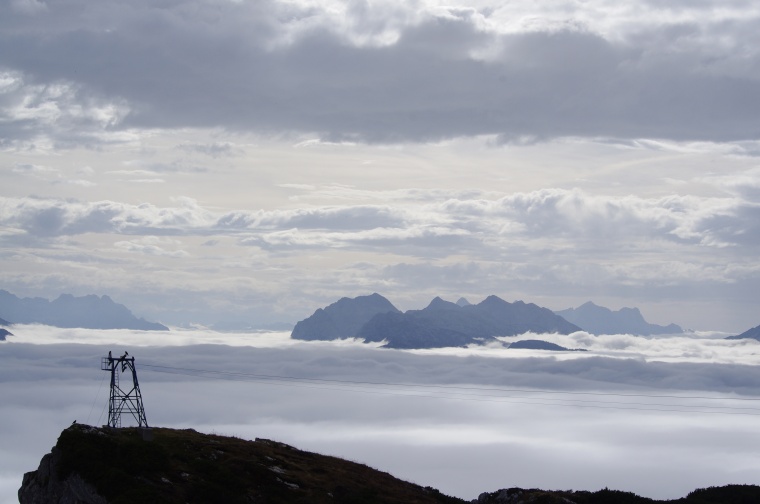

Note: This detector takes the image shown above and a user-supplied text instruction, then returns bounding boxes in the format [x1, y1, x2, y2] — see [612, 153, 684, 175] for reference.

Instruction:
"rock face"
[555, 301, 683, 336]
[291, 293, 400, 341]
[19, 426, 108, 504]
[726, 324, 760, 341]
[19, 424, 463, 504]
[0, 290, 168, 331]
[294, 294, 581, 349]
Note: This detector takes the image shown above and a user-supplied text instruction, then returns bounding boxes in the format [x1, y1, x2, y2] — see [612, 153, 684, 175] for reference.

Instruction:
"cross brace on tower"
[101, 351, 149, 428]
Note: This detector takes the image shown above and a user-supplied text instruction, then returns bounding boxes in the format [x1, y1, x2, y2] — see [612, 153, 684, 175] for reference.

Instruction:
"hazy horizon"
[2, 0, 760, 332]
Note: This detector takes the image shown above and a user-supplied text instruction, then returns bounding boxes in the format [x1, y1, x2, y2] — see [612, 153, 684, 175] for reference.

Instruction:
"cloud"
[0, 68, 129, 149]
[2, 0, 760, 144]
[3, 332, 760, 503]
[114, 237, 190, 258]
[5, 187, 755, 250]
[176, 141, 240, 158]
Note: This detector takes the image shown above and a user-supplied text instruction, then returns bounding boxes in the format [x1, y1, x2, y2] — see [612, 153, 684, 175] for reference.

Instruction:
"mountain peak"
[424, 297, 460, 311]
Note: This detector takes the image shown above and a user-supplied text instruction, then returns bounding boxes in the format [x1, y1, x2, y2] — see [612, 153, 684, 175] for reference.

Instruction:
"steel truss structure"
[101, 352, 149, 428]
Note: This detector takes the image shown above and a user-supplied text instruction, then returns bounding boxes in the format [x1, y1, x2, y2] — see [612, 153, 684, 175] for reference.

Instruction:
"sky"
[2, 0, 760, 332]
[3, 327, 760, 503]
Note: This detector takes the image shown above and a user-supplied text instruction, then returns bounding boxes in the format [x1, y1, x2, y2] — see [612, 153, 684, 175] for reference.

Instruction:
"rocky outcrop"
[474, 485, 760, 504]
[19, 425, 760, 504]
[19, 424, 463, 504]
[555, 301, 683, 336]
[19, 442, 107, 504]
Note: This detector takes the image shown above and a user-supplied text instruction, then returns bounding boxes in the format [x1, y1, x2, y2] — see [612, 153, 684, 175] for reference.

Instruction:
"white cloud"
[114, 237, 190, 258]
[3, 331, 760, 503]
[3, 0, 760, 143]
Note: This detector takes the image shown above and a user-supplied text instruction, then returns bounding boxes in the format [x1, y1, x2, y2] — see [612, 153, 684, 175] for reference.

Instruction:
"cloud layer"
[3, 329, 760, 503]
[2, 0, 760, 144]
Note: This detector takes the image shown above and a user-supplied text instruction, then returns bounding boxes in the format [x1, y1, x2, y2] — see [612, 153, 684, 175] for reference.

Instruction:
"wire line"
[139, 362, 760, 417]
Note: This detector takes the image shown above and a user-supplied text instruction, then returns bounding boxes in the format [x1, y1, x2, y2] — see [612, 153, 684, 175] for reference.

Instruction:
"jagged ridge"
[555, 301, 683, 336]
[292, 294, 581, 349]
[0, 290, 168, 331]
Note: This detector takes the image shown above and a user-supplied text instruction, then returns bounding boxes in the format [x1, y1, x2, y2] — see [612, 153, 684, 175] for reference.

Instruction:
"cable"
[86, 370, 107, 425]
[139, 362, 760, 417]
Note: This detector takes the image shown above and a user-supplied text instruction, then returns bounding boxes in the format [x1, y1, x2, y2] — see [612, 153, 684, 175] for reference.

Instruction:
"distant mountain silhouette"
[293, 294, 580, 349]
[508, 339, 587, 352]
[555, 301, 683, 336]
[0, 316, 10, 326]
[0, 290, 168, 331]
[0, 328, 10, 340]
[291, 293, 400, 341]
[726, 324, 760, 341]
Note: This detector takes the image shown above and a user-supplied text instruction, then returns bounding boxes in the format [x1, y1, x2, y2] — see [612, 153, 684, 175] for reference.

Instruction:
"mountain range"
[554, 301, 684, 336]
[0, 290, 168, 331]
[19, 424, 760, 504]
[292, 294, 580, 349]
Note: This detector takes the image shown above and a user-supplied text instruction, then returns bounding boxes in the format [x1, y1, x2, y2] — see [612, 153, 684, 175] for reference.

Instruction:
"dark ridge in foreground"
[19, 425, 760, 504]
[19, 424, 464, 504]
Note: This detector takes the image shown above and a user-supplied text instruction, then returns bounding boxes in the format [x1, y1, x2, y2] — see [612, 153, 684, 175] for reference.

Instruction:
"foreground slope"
[22, 425, 760, 504]
[19, 424, 464, 504]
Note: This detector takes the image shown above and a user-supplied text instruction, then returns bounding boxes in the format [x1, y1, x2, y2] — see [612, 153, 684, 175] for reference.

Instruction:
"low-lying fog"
[2, 326, 760, 503]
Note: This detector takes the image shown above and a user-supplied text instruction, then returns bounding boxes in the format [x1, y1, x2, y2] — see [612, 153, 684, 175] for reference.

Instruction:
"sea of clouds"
[2, 326, 760, 503]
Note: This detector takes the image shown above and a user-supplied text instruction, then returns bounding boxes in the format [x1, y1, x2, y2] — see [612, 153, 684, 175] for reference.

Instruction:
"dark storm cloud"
[2, 0, 760, 144]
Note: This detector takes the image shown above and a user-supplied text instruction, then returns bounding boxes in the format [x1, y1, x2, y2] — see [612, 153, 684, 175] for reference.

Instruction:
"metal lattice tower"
[101, 352, 149, 428]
